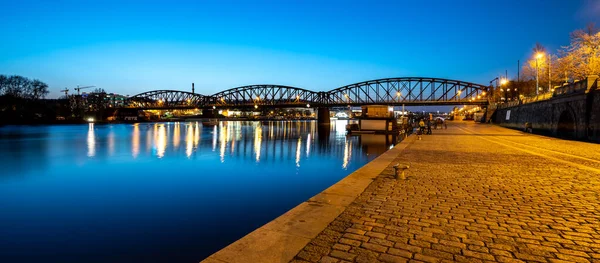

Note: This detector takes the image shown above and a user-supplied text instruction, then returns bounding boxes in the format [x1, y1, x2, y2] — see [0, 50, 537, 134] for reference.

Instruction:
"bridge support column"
[317, 107, 330, 125]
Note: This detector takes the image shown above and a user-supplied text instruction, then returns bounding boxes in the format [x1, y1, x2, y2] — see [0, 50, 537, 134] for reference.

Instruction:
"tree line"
[0, 75, 49, 100]
[0, 74, 58, 124]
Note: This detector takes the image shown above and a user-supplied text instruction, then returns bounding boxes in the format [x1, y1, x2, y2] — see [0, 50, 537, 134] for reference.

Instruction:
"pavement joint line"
[457, 126, 600, 174]
[461, 126, 600, 165]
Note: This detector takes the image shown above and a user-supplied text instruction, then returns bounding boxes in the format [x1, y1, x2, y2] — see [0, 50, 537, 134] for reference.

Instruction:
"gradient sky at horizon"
[1, 0, 600, 98]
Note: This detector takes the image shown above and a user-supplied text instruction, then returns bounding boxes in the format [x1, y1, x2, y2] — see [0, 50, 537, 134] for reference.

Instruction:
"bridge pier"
[202, 109, 215, 118]
[317, 107, 330, 125]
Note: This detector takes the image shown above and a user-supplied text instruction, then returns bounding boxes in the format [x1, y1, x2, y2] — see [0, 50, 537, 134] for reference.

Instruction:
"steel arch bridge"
[326, 77, 489, 106]
[210, 84, 325, 108]
[127, 90, 207, 109]
[125, 77, 490, 109]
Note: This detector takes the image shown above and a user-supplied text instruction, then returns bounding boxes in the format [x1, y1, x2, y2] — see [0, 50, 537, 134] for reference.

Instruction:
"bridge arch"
[557, 106, 577, 139]
[326, 77, 489, 105]
[127, 90, 207, 108]
[210, 84, 322, 107]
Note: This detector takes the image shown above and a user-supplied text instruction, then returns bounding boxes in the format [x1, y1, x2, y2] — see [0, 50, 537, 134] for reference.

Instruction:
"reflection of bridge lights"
[306, 134, 311, 157]
[220, 124, 228, 163]
[194, 122, 200, 146]
[156, 125, 167, 158]
[186, 124, 194, 158]
[132, 123, 140, 158]
[173, 123, 181, 148]
[296, 137, 302, 167]
[342, 138, 352, 169]
[254, 124, 262, 162]
[212, 125, 217, 151]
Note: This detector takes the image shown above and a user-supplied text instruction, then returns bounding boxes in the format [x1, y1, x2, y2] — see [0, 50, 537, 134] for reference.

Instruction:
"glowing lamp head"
[535, 52, 544, 59]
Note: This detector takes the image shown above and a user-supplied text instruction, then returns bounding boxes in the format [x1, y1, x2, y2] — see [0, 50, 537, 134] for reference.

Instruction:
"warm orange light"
[535, 52, 544, 59]
[500, 78, 508, 86]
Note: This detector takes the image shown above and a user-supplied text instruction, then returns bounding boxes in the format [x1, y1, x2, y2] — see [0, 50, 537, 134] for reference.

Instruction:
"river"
[0, 120, 398, 263]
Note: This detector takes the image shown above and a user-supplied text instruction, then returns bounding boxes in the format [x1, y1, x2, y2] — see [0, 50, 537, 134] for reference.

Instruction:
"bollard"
[393, 163, 410, 180]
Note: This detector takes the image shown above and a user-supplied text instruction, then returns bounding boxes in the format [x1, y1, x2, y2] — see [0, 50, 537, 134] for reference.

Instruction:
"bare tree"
[31, 79, 49, 99]
[0, 75, 7, 94]
[0, 75, 49, 99]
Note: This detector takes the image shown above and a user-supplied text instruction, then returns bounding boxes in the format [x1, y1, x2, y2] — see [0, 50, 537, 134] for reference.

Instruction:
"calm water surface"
[0, 120, 396, 263]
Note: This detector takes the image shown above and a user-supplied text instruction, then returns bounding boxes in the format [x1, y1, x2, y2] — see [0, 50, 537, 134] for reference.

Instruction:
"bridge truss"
[210, 85, 324, 108]
[326, 78, 489, 106]
[125, 77, 490, 109]
[127, 90, 206, 109]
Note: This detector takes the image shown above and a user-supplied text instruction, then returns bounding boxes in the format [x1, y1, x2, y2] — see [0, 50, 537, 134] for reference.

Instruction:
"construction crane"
[75, 85, 96, 95]
[60, 88, 69, 96]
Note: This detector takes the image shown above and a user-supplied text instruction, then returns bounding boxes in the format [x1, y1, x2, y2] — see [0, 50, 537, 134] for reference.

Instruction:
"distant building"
[105, 93, 128, 108]
[80, 92, 128, 109]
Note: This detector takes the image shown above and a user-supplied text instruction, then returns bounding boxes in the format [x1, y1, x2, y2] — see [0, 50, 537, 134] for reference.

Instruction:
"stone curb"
[201, 135, 417, 263]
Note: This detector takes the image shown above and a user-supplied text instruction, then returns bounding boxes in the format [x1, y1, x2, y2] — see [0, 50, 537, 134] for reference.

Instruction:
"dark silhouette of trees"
[0, 74, 49, 100]
[0, 74, 51, 124]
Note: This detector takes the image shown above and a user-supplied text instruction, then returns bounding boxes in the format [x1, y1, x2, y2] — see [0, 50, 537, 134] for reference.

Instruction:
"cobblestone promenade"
[292, 122, 600, 263]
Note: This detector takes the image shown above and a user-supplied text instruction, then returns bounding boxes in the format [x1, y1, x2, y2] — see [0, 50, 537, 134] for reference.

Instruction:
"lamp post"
[548, 55, 552, 92]
[500, 78, 508, 102]
[535, 52, 544, 95]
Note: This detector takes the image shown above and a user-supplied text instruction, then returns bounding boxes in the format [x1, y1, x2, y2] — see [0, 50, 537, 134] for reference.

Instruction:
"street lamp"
[535, 52, 544, 95]
[500, 78, 509, 102]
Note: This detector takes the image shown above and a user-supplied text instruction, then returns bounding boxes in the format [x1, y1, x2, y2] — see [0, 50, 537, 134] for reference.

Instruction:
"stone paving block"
[379, 253, 409, 263]
[329, 250, 356, 261]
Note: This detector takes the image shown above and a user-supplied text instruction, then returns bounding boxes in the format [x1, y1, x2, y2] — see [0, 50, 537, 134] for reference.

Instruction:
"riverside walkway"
[292, 122, 600, 263]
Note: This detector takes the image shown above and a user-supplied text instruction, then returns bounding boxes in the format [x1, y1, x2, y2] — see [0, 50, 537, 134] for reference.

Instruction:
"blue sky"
[1, 0, 599, 98]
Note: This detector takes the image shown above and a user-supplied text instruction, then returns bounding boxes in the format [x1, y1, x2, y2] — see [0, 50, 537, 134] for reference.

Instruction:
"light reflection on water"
[86, 123, 95, 157]
[0, 120, 397, 263]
